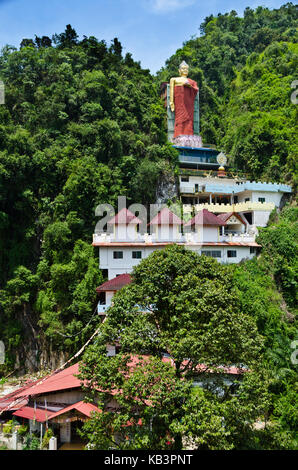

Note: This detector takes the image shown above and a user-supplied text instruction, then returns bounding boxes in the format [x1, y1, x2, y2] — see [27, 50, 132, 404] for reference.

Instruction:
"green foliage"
[257, 205, 298, 309]
[223, 42, 298, 182]
[0, 25, 174, 359]
[81, 355, 190, 450]
[157, 3, 297, 147]
[17, 424, 28, 437]
[229, 205, 297, 448]
[97, 245, 262, 367]
[3, 420, 14, 435]
[23, 433, 40, 450]
[79, 246, 269, 450]
[41, 428, 54, 449]
[36, 240, 102, 348]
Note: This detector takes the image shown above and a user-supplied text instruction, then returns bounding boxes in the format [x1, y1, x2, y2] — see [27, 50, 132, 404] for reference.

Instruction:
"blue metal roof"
[174, 146, 218, 152]
[204, 181, 292, 194]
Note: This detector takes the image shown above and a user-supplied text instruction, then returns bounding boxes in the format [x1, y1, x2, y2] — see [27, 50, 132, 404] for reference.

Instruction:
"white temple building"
[93, 207, 261, 281]
[180, 176, 291, 227]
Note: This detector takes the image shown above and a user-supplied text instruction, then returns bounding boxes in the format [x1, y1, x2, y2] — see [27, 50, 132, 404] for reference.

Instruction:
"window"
[201, 250, 221, 258]
[132, 251, 142, 259]
[227, 250, 237, 258]
[181, 176, 189, 182]
[258, 197, 265, 203]
[113, 251, 123, 259]
[244, 212, 252, 224]
[245, 198, 250, 202]
[195, 184, 199, 192]
[250, 247, 256, 254]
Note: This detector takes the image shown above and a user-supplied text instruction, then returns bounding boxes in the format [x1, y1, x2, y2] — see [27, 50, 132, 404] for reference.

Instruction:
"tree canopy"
[79, 246, 287, 450]
[0, 26, 177, 364]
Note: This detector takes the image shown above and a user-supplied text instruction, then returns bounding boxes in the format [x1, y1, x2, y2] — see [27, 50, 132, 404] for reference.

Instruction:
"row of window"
[244, 197, 266, 203]
[113, 251, 142, 259]
[202, 248, 256, 258]
[114, 249, 256, 261]
[180, 180, 266, 204]
[113, 247, 257, 260]
[201, 250, 237, 258]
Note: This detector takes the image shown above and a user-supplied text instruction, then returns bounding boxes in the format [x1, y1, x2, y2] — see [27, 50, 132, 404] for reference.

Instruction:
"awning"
[48, 401, 101, 420]
[13, 406, 54, 423]
[13, 401, 101, 423]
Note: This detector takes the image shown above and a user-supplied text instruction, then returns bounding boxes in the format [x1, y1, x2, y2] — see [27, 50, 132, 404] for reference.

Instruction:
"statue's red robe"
[174, 78, 198, 138]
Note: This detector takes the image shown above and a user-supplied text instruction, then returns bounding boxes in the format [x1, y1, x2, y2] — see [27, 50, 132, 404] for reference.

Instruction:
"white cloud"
[151, 0, 195, 13]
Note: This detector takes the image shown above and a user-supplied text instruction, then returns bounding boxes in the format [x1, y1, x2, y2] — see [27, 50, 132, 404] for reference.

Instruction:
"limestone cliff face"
[155, 172, 178, 205]
[14, 332, 68, 375]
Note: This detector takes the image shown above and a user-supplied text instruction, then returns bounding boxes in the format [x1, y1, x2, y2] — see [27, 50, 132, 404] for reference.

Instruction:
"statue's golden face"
[179, 65, 189, 77]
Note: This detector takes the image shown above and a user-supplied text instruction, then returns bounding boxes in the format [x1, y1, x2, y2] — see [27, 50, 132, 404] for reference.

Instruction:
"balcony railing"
[93, 232, 184, 244]
[93, 231, 257, 245]
[182, 201, 275, 213]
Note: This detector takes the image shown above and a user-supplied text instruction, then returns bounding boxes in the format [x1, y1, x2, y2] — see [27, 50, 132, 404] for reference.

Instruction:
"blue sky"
[0, 0, 290, 73]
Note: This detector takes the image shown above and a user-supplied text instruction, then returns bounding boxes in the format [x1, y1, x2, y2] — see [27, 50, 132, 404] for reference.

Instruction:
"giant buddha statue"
[169, 61, 198, 139]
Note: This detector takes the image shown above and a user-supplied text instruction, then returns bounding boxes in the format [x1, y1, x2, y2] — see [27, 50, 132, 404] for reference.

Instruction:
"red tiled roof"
[181, 361, 247, 375]
[48, 401, 101, 420]
[0, 397, 28, 411]
[13, 401, 101, 423]
[14, 363, 82, 398]
[184, 209, 226, 227]
[0, 379, 41, 412]
[93, 241, 261, 247]
[149, 207, 183, 225]
[108, 208, 142, 225]
[5, 355, 248, 410]
[96, 274, 132, 293]
[13, 406, 54, 423]
[217, 212, 247, 225]
[199, 242, 261, 247]
[93, 242, 173, 247]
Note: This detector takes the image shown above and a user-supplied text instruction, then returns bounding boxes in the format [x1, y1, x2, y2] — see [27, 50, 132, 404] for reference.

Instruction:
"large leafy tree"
[79, 245, 271, 449]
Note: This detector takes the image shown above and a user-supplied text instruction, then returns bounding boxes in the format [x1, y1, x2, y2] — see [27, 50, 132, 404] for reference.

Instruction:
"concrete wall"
[114, 223, 138, 241]
[187, 246, 254, 264]
[99, 246, 165, 280]
[250, 191, 282, 206]
[35, 390, 85, 405]
[151, 224, 181, 241]
[253, 210, 271, 227]
[100, 244, 256, 278]
[106, 291, 115, 304]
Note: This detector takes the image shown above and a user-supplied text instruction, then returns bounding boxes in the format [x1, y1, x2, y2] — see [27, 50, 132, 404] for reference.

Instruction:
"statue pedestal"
[172, 134, 203, 148]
